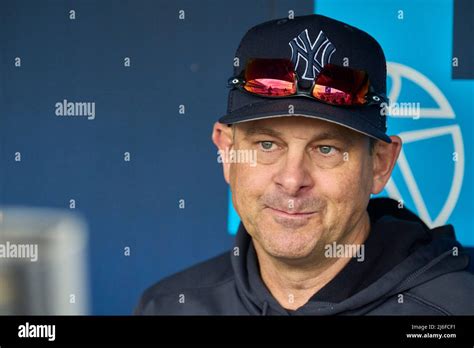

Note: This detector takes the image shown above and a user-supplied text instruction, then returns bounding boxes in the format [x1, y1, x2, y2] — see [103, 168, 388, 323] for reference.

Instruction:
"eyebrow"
[311, 130, 354, 145]
[243, 126, 284, 138]
[242, 126, 353, 145]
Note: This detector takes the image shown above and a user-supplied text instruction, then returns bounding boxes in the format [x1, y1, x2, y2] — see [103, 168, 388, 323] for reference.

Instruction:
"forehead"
[235, 116, 365, 142]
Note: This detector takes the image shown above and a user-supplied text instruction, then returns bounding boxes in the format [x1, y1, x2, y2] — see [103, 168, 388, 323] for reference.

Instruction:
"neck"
[254, 211, 370, 310]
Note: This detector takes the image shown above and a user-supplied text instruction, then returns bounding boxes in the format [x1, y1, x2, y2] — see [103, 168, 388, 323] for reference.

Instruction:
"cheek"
[230, 163, 273, 221]
[316, 159, 371, 224]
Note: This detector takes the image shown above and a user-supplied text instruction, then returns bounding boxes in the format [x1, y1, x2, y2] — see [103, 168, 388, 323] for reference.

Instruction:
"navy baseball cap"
[219, 14, 391, 143]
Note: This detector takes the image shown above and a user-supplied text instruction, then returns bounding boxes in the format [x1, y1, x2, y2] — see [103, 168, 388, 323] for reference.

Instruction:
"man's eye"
[318, 145, 337, 155]
[259, 141, 276, 151]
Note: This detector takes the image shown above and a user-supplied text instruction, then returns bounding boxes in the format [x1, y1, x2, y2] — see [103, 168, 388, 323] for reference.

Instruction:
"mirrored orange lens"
[312, 85, 354, 105]
[244, 58, 296, 96]
[313, 64, 369, 105]
[244, 78, 296, 96]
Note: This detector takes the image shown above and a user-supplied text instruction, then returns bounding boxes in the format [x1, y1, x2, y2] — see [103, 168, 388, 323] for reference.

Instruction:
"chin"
[257, 220, 323, 260]
[265, 243, 317, 261]
[271, 249, 314, 260]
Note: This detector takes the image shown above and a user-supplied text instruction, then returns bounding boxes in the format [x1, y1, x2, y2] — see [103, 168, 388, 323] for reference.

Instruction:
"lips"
[266, 206, 317, 218]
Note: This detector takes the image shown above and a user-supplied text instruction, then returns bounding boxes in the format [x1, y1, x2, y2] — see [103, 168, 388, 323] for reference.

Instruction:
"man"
[135, 14, 474, 315]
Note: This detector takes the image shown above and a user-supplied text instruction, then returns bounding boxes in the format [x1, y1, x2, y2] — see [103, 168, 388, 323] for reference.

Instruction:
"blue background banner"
[1, 0, 471, 315]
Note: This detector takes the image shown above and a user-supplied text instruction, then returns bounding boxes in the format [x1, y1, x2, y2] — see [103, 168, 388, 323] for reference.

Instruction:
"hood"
[231, 198, 469, 315]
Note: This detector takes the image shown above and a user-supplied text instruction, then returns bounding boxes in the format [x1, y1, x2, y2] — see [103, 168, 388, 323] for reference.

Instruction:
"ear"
[212, 122, 234, 184]
[371, 135, 402, 194]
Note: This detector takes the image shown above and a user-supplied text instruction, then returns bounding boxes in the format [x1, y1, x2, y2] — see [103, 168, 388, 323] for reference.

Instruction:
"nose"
[273, 148, 314, 197]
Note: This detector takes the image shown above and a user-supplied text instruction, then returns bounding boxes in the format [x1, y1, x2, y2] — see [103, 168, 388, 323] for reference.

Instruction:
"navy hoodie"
[135, 198, 474, 315]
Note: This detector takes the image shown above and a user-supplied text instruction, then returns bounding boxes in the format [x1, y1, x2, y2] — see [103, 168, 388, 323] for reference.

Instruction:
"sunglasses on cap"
[227, 58, 388, 107]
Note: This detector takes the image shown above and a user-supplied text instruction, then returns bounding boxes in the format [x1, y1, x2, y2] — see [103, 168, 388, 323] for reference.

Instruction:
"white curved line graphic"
[386, 125, 464, 227]
[387, 62, 455, 118]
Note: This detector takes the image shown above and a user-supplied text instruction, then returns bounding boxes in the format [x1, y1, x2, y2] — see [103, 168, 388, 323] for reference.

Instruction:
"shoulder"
[408, 271, 474, 315]
[145, 251, 233, 293]
[134, 251, 235, 314]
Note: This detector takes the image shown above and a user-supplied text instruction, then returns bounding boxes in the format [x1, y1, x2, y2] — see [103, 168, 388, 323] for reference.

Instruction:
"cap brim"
[219, 97, 391, 143]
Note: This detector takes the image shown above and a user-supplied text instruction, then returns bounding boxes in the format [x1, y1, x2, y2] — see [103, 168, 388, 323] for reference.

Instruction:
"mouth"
[266, 206, 317, 219]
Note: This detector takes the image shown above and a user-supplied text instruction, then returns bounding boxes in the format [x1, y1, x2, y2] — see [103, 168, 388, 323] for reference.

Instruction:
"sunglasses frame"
[227, 61, 389, 108]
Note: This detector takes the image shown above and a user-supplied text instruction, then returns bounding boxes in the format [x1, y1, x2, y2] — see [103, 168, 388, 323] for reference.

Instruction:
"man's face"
[228, 116, 375, 262]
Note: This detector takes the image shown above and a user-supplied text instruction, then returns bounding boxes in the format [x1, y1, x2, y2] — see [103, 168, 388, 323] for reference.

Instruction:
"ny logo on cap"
[289, 29, 336, 81]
